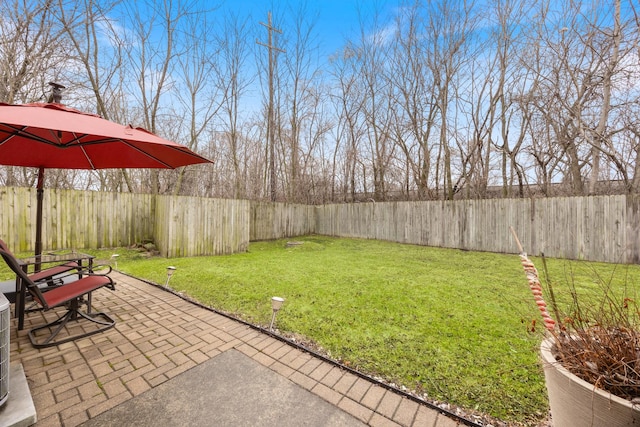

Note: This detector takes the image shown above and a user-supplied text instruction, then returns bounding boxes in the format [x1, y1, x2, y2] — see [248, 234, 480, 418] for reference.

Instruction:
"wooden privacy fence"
[1, 186, 639, 263]
[155, 195, 250, 257]
[314, 196, 640, 264]
[0, 187, 154, 252]
[249, 201, 315, 241]
[0, 187, 250, 258]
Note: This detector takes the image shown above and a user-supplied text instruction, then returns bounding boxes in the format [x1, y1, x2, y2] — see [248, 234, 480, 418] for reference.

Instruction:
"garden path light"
[269, 296, 285, 331]
[165, 266, 176, 288]
[111, 254, 119, 270]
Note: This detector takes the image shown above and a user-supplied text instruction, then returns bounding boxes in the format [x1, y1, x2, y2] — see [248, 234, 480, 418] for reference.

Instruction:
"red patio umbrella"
[0, 102, 212, 258]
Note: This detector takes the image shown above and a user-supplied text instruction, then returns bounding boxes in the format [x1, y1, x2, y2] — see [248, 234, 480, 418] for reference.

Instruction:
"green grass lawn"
[5, 236, 638, 425]
[116, 236, 551, 424]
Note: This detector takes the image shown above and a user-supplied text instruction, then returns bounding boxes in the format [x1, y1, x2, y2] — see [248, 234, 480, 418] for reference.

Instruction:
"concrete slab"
[81, 349, 365, 427]
[0, 364, 37, 427]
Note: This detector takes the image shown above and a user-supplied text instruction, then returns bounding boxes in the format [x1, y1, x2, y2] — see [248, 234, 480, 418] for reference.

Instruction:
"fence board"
[626, 196, 640, 264]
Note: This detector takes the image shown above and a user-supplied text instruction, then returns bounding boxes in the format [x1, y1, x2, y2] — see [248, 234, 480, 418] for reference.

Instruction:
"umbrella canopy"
[0, 102, 211, 169]
[0, 102, 212, 260]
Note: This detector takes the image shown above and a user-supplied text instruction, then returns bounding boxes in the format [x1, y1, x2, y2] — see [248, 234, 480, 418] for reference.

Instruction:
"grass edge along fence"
[1, 186, 639, 263]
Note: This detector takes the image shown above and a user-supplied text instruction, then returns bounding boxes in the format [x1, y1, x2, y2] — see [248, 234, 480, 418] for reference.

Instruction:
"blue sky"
[217, 0, 396, 58]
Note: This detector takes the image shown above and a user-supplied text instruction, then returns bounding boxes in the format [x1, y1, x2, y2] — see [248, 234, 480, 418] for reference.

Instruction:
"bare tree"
[424, 0, 477, 200]
[459, 0, 533, 198]
[166, 7, 224, 196]
[53, 0, 137, 192]
[518, 0, 637, 196]
[388, 2, 439, 200]
[0, 0, 71, 187]
[280, 2, 322, 202]
[115, 0, 194, 195]
[329, 45, 367, 202]
[353, 5, 396, 201]
[214, 13, 256, 199]
[0, 0, 69, 104]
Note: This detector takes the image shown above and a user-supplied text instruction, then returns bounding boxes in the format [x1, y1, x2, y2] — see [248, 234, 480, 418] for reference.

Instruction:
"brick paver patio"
[10, 272, 465, 427]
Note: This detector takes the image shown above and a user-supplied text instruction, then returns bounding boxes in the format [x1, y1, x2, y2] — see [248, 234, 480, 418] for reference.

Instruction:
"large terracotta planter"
[540, 338, 640, 427]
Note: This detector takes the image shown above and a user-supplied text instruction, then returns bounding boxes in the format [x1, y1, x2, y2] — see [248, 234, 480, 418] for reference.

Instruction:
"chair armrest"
[84, 264, 112, 275]
[81, 265, 115, 290]
[39, 264, 115, 290]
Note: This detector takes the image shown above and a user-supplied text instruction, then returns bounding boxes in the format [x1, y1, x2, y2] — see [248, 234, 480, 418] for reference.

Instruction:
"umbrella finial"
[47, 82, 66, 104]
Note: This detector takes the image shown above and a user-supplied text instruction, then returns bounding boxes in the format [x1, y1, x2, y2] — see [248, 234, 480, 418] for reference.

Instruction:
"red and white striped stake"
[510, 227, 556, 332]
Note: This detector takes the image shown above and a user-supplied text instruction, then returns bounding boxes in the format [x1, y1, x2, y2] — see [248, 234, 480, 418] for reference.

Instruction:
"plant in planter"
[511, 228, 640, 427]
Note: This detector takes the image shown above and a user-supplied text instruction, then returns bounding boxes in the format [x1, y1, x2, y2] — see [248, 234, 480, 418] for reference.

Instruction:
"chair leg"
[28, 302, 116, 348]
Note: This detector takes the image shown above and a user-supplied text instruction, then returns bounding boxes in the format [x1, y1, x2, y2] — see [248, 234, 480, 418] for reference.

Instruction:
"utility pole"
[257, 12, 284, 201]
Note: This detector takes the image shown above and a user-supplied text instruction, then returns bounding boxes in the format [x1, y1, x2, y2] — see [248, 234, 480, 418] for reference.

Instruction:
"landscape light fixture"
[165, 266, 176, 287]
[269, 296, 285, 332]
[110, 254, 119, 270]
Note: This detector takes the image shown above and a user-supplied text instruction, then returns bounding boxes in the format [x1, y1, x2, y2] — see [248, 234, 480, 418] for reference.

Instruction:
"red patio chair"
[0, 245, 116, 348]
[0, 239, 80, 290]
[0, 239, 83, 318]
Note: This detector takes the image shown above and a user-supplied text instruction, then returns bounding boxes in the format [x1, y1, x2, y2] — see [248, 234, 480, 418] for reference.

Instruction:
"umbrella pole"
[35, 167, 44, 271]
